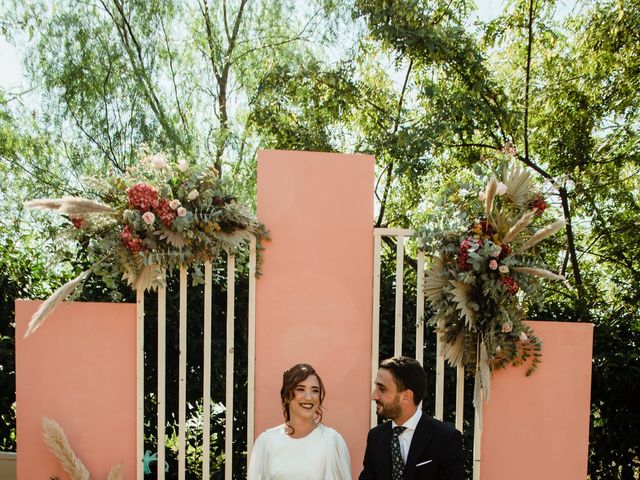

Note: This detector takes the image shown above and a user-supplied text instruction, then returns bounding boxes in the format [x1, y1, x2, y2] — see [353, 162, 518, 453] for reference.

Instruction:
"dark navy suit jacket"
[359, 412, 465, 480]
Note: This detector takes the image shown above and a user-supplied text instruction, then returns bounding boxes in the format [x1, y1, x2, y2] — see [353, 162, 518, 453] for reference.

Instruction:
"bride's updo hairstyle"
[280, 363, 326, 425]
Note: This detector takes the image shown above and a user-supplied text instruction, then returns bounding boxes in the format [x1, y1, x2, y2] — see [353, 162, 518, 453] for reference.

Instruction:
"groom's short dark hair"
[380, 356, 427, 406]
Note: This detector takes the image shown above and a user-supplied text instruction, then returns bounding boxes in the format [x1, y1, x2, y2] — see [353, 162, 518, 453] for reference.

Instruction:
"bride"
[248, 363, 352, 479]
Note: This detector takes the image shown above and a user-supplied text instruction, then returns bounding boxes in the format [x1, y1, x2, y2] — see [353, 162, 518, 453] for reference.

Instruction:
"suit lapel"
[405, 413, 436, 480]
[379, 422, 394, 477]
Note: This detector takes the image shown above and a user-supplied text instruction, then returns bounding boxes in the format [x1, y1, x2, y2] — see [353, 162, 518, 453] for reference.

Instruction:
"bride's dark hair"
[280, 363, 325, 429]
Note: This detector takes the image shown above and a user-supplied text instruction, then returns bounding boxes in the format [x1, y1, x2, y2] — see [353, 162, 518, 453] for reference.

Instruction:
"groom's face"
[372, 368, 402, 421]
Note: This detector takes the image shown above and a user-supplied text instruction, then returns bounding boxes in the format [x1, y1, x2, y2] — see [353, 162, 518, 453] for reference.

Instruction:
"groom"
[359, 356, 465, 480]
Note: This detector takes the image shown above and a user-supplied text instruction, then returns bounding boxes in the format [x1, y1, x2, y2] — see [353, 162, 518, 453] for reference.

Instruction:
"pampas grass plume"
[518, 219, 566, 252]
[24, 197, 113, 215]
[42, 417, 90, 480]
[24, 270, 90, 338]
[502, 209, 536, 244]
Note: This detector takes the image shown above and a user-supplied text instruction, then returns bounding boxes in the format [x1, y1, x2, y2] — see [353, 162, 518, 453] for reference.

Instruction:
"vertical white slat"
[157, 281, 167, 480]
[202, 261, 213, 479]
[136, 288, 144, 480]
[225, 254, 235, 480]
[415, 249, 425, 364]
[247, 237, 257, 457]
[394, 235, 405, 357]
[435, 331, 444, 420]
[473, 401, 482, 480]
[370, 232, 382, 428]
[455, 365, 465, 433]
[178, 266, 187, 480]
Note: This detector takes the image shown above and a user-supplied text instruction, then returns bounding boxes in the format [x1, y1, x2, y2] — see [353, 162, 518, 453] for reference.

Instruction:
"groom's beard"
[375, 395, 402, 421]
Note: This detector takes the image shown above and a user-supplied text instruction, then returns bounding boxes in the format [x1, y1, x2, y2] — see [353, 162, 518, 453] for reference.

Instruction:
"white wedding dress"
[247, 423, 352, 480]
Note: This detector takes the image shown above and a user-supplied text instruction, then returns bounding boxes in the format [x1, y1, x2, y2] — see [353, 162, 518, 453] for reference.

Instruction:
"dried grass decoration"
[24, 151, 268, 337]
[417, 160, 566, 420]
[42, 417, 124, 480]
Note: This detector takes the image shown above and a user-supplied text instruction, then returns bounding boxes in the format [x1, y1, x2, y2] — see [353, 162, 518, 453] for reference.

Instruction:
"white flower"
[499, 265, 509, 274]
[489, 259, 498, 270]
[496, 182, 508, 196]
[478, 191, 486, 201]
[150, 153, 167, 170]
[177, 207, 187, 217]
[178, 159, 188, 172]
[519, 331, 529, 343]
[169, 199, 181, 210]
[142, 211, 155, 225]
[495, 345, 502, 353]
[187, 189, 199, 201]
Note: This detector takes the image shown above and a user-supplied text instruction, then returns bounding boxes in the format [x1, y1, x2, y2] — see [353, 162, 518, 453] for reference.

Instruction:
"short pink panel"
[256, 150, 374, 478]
[481, 321, 594, 479]
[15, 300, 137, 479]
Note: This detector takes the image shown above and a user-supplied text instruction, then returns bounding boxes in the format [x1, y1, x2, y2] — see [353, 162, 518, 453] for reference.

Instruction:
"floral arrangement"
[418, 161, 565, 404]
[24, 151, 267, 337]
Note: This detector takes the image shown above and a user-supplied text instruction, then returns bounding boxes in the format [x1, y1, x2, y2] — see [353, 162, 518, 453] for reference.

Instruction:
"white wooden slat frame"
[247, 237, 257, 456]
[225, 254, 235, 480]
[157, 283, 167, 480]
[136, 289, 144, 480]
[202, 261, 213, 479]
[178, 266, 187, 480]
[372, 228, 478, 479]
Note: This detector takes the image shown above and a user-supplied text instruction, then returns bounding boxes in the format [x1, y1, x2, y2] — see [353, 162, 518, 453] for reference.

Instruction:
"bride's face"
[288, 374, 321, 422]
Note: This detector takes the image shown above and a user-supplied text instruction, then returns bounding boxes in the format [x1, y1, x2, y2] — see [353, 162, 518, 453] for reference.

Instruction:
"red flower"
[500, 275, 519, 294]
[458, 238, 474, 270]
[127, 183, 158, 212]
[529, 195, 547, 217]
[120, 225, 144, 253]
[499, 243, 511, 259]
[70, 216, 85, 229]
[154, 198, 177, 228]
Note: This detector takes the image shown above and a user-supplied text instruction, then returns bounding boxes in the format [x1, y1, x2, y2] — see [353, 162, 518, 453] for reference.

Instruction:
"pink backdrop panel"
[256, 150, 374, 478]
[481, 321, 594, 479]
[15, 300, 137, 479]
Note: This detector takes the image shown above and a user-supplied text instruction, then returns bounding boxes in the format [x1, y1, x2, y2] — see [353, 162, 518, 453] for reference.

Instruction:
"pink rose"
[519, 332, 529, 343]
[478, 191, 486, 201]
[177, 207, 187, 217]
[496, 182, 508, 196]
[169, 199, 181, 210]
[178, 159, 188, 172]
[501, 322, 512, 333]
[489, 259, 498, 270]
[150, 153, 167, 170]
[142, 211, 155, 225]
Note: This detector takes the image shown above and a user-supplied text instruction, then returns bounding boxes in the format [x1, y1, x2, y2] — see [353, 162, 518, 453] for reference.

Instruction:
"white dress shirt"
[392, 408, 423, 463]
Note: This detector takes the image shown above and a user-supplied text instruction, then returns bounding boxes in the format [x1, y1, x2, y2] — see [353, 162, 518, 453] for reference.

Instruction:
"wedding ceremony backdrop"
[15, 150, 593, 480]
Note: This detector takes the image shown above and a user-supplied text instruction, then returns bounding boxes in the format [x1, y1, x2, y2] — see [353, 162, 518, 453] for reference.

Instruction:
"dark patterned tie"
[392, 426, 407, 480]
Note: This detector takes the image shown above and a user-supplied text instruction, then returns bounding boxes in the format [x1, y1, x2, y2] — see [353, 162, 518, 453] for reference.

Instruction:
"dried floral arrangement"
[417, 161, 566, 405]
[24, 151, 267, 337]
[43, 416, 124, 480]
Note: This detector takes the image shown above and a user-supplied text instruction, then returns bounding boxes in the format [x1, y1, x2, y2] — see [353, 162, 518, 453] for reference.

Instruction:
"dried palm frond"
[425, 256, 448, 305]
[42, 417, 90, 480]
[503, 164, 534, 206]
[24, 271, 90, 338]
[518, 219, 565, 252]
[449, 280, 476, 327]
[121, 264, 163, 292]
[24, 197, 113, 215]
[440, 329, 466, 368]
[512, 267, 565, 281]
[107, 464, 124, 480]
[479, 340, 491, 403]
[154, 228, 188, 248]
[502, 209, 536, 244]
[217, 229, 253, 249]
[484, 176, 498, 221]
